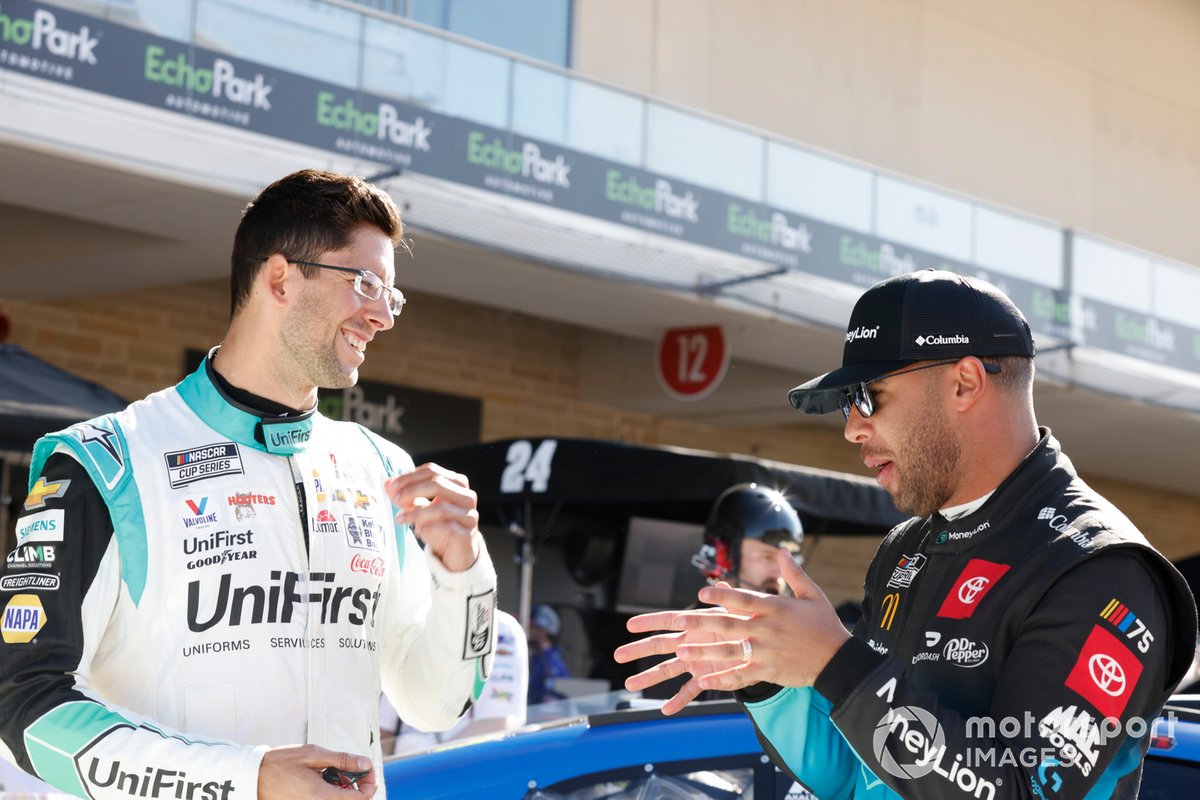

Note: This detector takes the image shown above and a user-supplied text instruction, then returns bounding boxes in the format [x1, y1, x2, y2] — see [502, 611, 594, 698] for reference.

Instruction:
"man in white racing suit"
[0, 169, 498, 799]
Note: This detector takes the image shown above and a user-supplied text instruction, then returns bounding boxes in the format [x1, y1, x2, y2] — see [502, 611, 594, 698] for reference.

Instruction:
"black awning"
[416, 436, 903, 535]
[0, 344, 128, 452]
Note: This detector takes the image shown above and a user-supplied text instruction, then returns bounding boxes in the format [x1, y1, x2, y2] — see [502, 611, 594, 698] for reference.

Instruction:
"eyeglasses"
[262, 258, 406, 316]
[840, 359, 1002, 421]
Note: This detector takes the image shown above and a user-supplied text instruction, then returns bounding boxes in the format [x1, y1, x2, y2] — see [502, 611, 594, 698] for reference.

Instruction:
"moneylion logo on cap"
[915, 334, 971, 347]
[846, 325, 881, 343]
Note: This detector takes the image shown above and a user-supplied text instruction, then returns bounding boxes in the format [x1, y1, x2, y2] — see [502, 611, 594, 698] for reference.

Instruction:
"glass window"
[646, 105, 763, 199]
[1152, 261, 1200, 328]
[1073, 235, 1152, 312]
[196, 0, 362, 87]
[766, 141, 873, 233]
[974, 207, 1064, 288]
[513, 66, 646, 166]
[412, 0, 571, 66]
[875, 176, 972, 262]
[53, 0, 193, 39]
[512, 62, 569, 145]
[566, 81, 644, 164]
[363, 18, 510, 127]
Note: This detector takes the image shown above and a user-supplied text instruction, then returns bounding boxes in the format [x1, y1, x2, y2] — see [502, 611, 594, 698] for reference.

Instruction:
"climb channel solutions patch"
[2, 594, 47, 644]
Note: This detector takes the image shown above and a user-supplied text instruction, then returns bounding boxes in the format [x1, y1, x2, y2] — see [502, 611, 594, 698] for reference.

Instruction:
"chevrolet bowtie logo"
[24, 477, 71, 510]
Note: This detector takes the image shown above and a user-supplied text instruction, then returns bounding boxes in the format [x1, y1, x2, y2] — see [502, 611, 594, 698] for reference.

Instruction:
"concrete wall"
[573, 0, 1200, 267]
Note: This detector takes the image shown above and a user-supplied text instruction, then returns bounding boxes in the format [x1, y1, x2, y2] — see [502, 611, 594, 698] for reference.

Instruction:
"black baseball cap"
[787, 270, 1035, 414]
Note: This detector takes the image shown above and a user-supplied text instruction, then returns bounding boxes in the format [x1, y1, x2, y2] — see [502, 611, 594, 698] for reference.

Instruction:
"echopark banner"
[5, 0, 1198, 373]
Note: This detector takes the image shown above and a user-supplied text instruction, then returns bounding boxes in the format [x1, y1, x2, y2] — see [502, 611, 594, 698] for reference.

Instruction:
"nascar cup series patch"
[2, 594, 47, 644]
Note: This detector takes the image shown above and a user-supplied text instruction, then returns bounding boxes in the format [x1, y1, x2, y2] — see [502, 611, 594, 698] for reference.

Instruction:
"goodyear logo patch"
[2, 594, 46, 644]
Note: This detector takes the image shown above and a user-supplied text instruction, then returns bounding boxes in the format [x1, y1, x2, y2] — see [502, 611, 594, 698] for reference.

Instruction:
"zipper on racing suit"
[289, 457, 310, 554]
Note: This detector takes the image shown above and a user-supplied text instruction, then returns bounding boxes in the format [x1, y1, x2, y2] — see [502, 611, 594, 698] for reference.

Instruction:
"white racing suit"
[0, 356, 497, 799]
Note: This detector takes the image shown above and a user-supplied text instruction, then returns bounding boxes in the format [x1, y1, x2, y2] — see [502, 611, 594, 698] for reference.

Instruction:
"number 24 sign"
[656, 325, 729, 401]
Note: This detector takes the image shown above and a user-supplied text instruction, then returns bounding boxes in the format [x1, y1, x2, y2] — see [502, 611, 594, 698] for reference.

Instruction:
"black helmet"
[693, 483, 804, 581]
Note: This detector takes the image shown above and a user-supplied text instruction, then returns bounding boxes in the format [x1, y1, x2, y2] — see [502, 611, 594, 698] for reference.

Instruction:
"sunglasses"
[841, 359, 1002, 421]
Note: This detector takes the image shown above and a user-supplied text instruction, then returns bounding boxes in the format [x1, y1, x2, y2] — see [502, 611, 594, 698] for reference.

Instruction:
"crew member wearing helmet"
[692, 483, 804, 595]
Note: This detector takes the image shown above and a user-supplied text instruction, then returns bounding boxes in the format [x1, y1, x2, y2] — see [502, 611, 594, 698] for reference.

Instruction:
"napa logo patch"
[2, 594, 46, 643]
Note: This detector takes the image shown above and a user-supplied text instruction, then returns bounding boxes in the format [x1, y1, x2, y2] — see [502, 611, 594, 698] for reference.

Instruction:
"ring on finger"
[741, 639, 753, 662]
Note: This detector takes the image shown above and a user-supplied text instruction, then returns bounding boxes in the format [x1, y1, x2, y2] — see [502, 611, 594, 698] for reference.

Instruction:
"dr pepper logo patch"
[936, 559, 1010, 620]
[1064, 625, 1143, 718]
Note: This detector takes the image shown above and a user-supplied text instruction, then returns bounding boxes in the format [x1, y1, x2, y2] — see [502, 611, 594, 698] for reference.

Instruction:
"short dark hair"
[229, 169, 405, 316]
[979, 355, 1034, 393]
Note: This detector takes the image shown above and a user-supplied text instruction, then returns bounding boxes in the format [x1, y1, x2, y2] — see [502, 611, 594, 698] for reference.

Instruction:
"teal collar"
[176, 355, 316, 455]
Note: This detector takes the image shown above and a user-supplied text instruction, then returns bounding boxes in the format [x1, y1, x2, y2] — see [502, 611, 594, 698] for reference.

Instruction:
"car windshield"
[527, 690, 664, 726]
[529, 770, 753, 799]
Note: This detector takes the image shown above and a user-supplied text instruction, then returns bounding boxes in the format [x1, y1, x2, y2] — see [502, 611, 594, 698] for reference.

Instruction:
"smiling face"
[845, 365, 963, 517]
[279, 225, 396, 393]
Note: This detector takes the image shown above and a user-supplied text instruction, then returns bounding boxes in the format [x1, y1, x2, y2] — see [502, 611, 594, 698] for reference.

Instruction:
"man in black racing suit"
[616, 270, 1196, 799]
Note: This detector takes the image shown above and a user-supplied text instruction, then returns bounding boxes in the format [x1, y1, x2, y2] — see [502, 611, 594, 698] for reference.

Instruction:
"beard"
[889, 384, 962, 517]
[280, 287, 359, 392]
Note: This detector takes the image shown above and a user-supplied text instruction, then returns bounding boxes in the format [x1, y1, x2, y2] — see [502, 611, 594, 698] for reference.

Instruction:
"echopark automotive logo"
[936, 559, 1009, 619]
[1065, 625, 1143, 718]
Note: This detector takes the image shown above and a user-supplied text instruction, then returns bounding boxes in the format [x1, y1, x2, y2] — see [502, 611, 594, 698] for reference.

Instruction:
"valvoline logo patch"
[936, 559, 1010, 620]
[1064, 625, 1143, 718]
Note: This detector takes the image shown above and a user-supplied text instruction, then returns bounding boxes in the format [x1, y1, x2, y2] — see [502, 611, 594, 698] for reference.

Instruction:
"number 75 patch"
[1099, 598, 1154, 654]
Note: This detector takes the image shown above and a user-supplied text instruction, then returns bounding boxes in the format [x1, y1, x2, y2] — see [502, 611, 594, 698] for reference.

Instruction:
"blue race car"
[384, 697, 1200, 799]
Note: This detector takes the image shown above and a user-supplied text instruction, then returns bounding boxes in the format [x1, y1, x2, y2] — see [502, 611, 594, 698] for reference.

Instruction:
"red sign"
[1065, 625, 1143, 718]
[936, 559, 1010, 619]
[656, 325, 729, 401]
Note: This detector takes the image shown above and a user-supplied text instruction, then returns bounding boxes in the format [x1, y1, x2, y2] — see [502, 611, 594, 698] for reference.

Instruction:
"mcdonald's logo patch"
[880, 592, 901, 631]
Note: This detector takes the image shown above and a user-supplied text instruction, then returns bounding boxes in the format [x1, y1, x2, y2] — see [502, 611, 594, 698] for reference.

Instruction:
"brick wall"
[2, 281, 1196, 602]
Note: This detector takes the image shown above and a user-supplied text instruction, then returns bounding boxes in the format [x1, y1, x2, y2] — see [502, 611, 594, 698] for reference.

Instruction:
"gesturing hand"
[386, 463, 481, 572]
[614, 597, 750, 716]
[614, 550, 851, 714]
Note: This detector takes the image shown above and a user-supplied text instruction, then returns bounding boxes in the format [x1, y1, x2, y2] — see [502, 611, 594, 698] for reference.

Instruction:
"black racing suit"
[737, 429, 1197, 799]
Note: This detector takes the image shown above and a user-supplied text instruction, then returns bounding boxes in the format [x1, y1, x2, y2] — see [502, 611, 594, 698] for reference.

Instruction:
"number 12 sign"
[656, 325, 729, 401]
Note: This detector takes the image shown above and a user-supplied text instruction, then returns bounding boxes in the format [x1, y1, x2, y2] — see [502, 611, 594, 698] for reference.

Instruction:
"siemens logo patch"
[164, 443, 243, 488]
[15, 510, 63, 545]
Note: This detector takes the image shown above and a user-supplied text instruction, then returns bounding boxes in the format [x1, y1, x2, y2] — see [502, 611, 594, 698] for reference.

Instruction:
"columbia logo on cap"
[915, 334, 970, 346]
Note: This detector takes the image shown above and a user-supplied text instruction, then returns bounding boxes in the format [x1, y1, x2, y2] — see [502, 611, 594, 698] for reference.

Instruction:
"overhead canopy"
[415, 437, 904, 536]
[0, 344, 128, 452]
